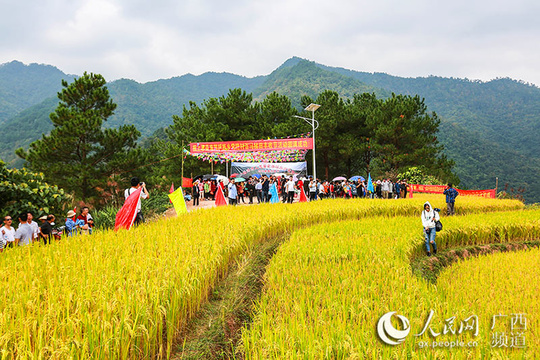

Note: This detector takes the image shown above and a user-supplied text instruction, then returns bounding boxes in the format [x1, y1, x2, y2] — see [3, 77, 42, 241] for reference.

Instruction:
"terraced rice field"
[0, 195, 536, 359]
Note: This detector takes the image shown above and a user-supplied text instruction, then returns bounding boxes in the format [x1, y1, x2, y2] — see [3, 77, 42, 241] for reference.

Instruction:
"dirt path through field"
[171, 234, 287, 359]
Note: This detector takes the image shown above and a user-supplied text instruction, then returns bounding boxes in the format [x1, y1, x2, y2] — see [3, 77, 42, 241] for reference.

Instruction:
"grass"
[410, 240, 540, 283]
[242, 209, 540, 358]
[173, 234, 287, 359]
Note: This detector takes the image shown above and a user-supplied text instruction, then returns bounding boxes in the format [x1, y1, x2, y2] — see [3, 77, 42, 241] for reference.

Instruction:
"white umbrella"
[216, 175, 229, 185]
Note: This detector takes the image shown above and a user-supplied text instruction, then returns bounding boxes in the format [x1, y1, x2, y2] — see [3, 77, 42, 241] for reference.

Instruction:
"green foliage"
[90, 191, 172, 231]
[297, 91, 455, 182]
[438, 121, 539, 199]
[165, 88, 456, 184]
[0, 160, 70, 220]
[140, 191, 172, 219]
[161, 89, 302, 178]
[16, 73, 144, 202]
[91, 205, 118, 231]
[0, 61, 76, 123]
[252, 60, 388, 105]
[2, 58, 539, 202]
[397, 166, 444, 185]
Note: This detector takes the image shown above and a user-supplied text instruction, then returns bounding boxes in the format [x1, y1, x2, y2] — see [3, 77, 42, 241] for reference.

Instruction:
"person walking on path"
[192, 180, 200, 206]
[421, 201, 440, 256]
[228, 178, 238, 205]
[443, 183, 459, 216]
[285, 177, 296, 204]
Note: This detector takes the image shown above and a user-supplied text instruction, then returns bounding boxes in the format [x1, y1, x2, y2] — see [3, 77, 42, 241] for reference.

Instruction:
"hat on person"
[67, 210, 76, 218]
[39, 215, 47, 220]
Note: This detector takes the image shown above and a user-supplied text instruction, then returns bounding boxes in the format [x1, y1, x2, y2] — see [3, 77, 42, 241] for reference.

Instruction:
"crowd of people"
[0, 207, 95, 251]
[2, 173, 459, 259]
[191, 175, 411, 206]
[193, 174, 460, 259]
[0, 177, 151, 250]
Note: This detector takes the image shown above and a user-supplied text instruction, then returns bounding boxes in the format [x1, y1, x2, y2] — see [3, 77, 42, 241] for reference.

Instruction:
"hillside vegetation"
[0, 58, 538, 202]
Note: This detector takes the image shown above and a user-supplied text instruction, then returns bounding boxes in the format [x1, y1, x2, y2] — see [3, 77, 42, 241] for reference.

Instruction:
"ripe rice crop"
[0, 196, 526, 358]
[242, 209, 540, 359]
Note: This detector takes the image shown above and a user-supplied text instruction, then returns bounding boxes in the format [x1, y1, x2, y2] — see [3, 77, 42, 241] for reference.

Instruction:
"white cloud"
[0, 0, 539, 85]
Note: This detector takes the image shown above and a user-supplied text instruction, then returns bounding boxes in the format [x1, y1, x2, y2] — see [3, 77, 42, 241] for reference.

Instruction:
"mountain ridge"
[0, 57, 538, 202]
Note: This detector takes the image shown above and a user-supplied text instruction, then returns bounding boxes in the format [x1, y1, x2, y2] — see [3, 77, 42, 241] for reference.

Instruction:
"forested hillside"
[319, 61, 540, 158]
[0, 61, 75, 123]
[252, 60, 389, 104]
[1, 58, 538, 202]
[0, 72, 264, 166]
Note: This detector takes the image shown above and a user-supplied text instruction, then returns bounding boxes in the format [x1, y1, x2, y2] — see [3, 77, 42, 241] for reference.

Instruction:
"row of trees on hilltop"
[162, 88, 457, 183]
[13, 73, 458, 207]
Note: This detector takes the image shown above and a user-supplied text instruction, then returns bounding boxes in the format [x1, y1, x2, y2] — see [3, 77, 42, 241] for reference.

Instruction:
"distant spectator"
[261, 175, 269, 203]
[40, 215, 55, 245]
[204, 180, 210, 200]
[66, 210, 77, 236]
[285, 176, 295, 204]
[193, 180, 200, 206]
[255, 179, 263, 203]
[77, 207, 92, 235]
[1, 215, 16, 251]
[376, 180, 382, 199]
[21, 211, 40, 241]
[443, 183, 459, 216]
[14, 213, 34, 246]
[400, 180, 408, 198]
[309, 178, 318, 201]
[228, 178, 238, 205]
[124, 177, 149, 226]
[394, 180, 401, 199]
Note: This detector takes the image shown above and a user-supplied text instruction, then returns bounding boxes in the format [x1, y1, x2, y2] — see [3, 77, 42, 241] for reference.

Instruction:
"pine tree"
[16, 72, 141, 201]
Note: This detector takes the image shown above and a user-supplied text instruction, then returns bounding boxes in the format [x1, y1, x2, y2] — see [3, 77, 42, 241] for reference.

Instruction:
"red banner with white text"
[190, 138, 313, 153]
[410, 184, 496, 198]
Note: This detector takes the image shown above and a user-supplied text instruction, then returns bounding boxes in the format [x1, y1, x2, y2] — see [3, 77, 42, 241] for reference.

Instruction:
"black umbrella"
[194, 174, 214, 181]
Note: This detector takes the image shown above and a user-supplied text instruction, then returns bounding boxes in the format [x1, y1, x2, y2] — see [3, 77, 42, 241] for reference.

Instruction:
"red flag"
[215, 183, 227, 206]
[114, 188, 142, 231]
[299, 187, 308, 203]
[72, 206, 77, 221]
[169, 183, 174, 203]
[182, 177, 193, 188]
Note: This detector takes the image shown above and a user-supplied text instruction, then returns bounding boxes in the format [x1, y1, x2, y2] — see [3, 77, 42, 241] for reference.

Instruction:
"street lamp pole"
[294, 103, 320, 178]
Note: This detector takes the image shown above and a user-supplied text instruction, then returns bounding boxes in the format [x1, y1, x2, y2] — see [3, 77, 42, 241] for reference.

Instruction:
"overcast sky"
[1, 0, 539, 86]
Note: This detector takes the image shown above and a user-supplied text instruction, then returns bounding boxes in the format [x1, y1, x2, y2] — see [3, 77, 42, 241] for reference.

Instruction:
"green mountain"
[0, 71, 264, 167]
[318, 62, 540, 158]
[0, 60, 76, 124]
[255, 60, 540, 202]
[0, 58, 539, 202]
[438, 121, 539, 200]
[252, 60, 389, 104]
[108, 73, 265, 136]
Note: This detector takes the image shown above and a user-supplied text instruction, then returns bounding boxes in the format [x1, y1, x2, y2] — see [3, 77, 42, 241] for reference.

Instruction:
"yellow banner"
[168, 187, 188, 215]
